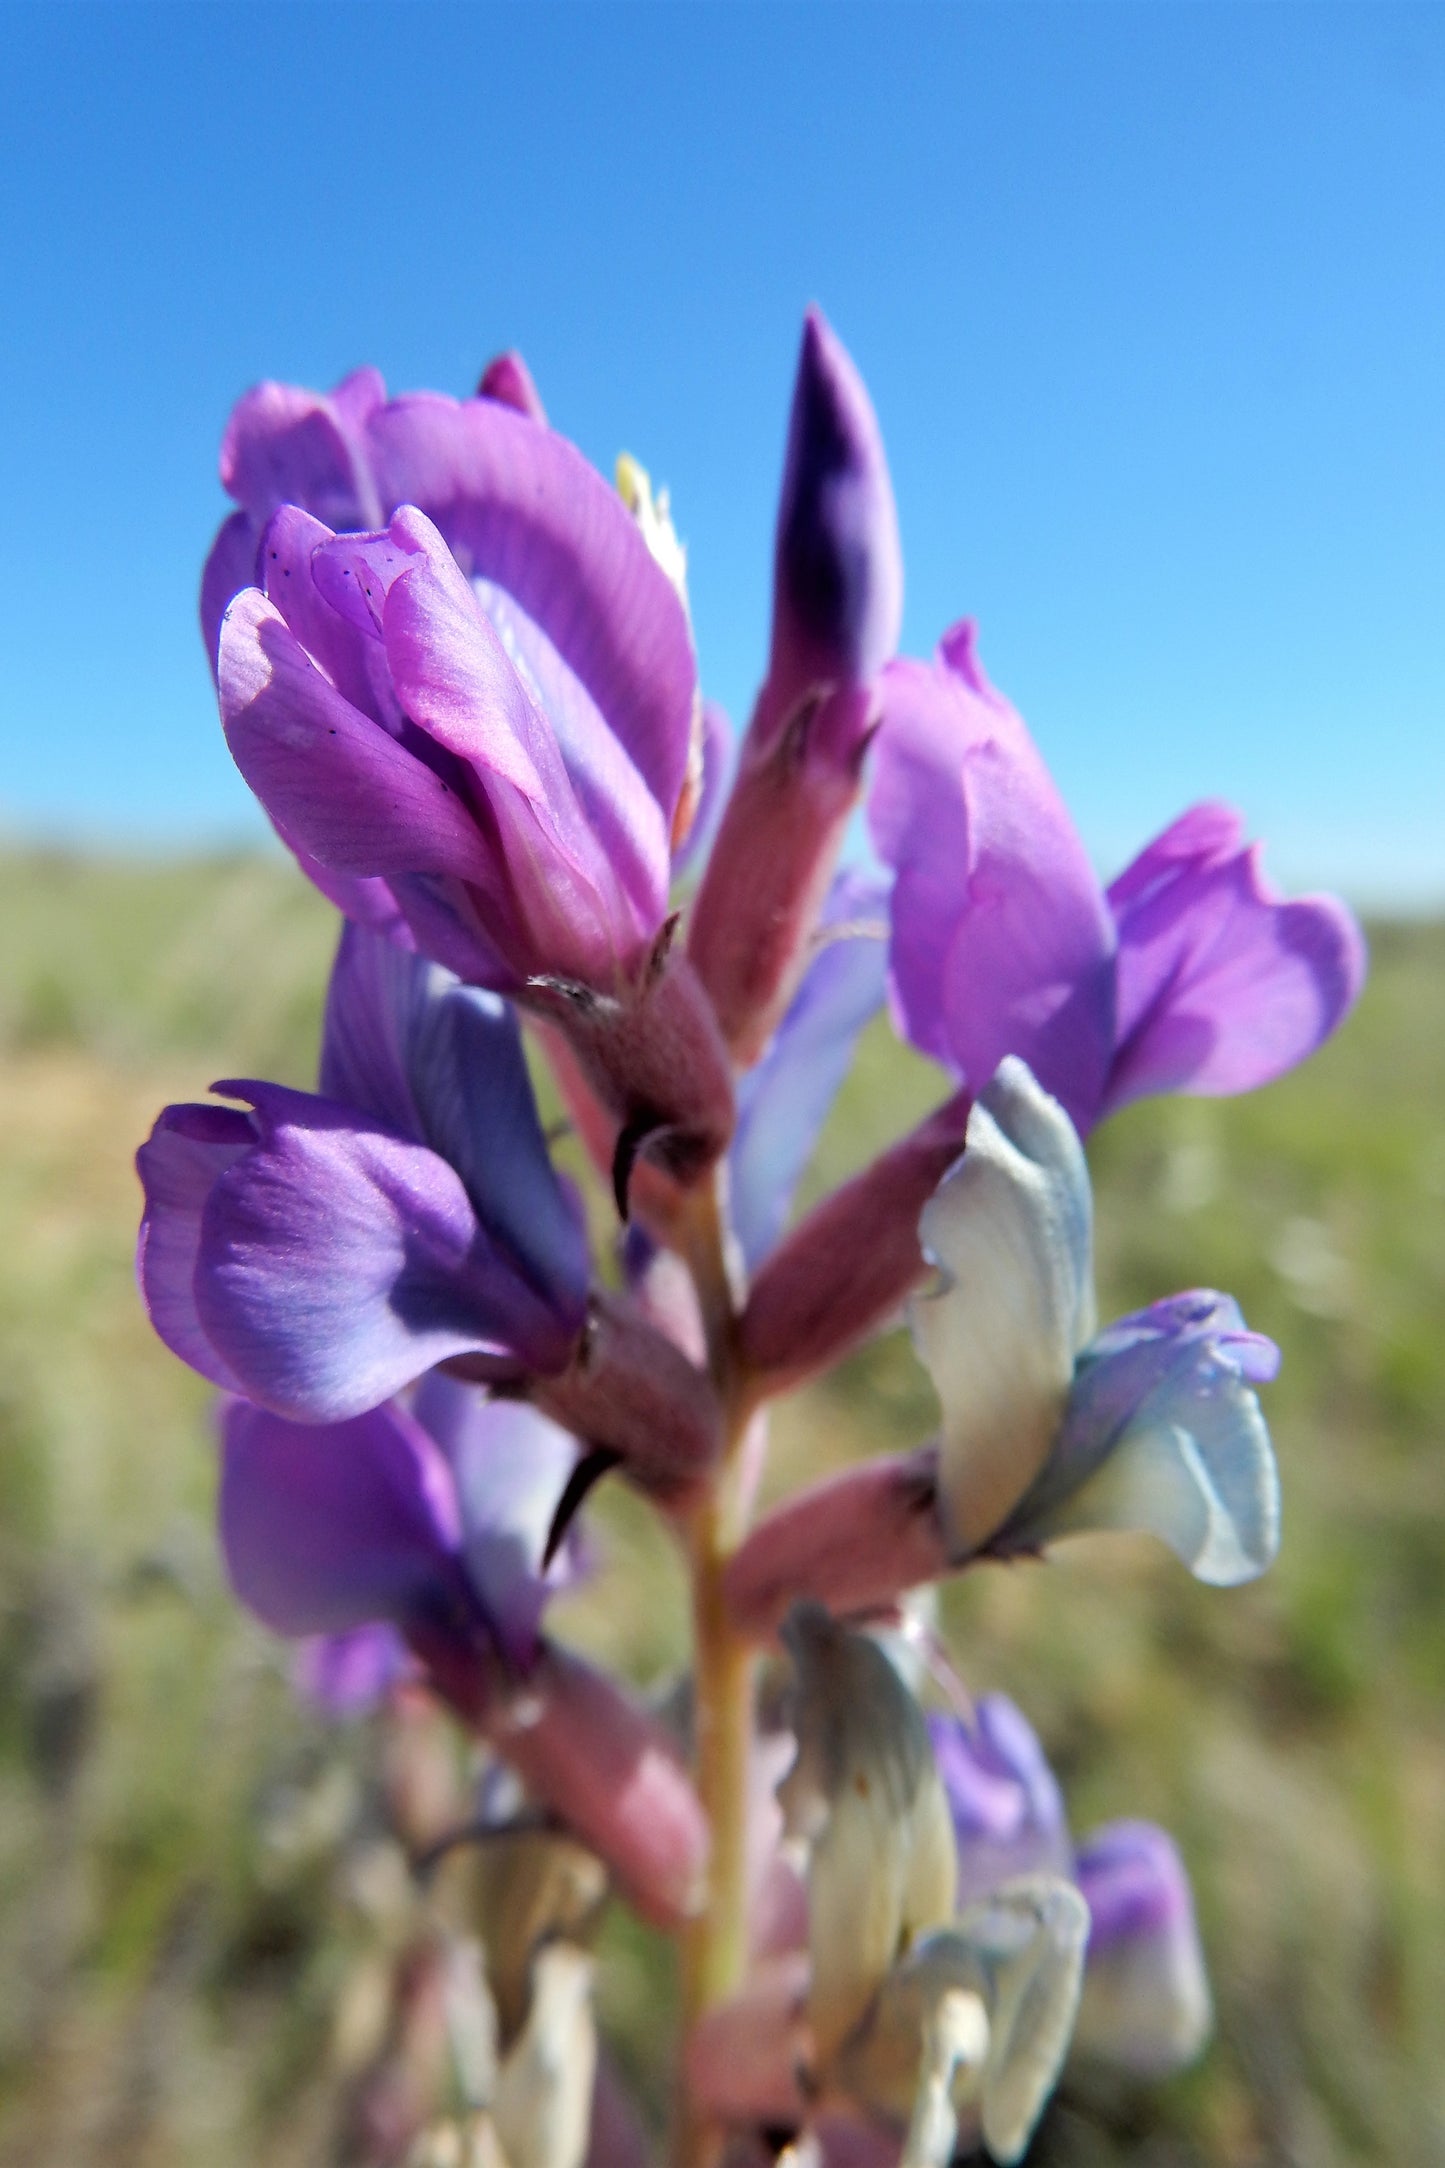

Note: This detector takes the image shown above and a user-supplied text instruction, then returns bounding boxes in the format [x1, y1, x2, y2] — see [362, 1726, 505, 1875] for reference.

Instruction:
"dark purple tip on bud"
[477, 349, 548, 425]
[771, 308, 902, 704]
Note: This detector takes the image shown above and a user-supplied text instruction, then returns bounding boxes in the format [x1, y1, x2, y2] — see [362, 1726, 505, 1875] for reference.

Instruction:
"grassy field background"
[0, 849, 1442, 2168]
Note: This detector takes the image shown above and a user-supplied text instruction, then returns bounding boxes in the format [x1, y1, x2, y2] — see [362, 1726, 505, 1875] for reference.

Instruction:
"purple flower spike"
[871, 633, 1364, 1131]
[689, 311, 901, 1067]
[1101, 802, 1368, 1116]
[768, 306, 903, 723]
[1073, 1822, 1212, 2077]
[928, 1700, 1073, 1906]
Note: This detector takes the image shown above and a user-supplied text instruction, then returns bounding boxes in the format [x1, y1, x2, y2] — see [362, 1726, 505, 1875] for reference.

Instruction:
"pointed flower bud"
[738, 1088, 971, 1399]
[688, 310, 902, 1065]
[770, 306, 903, 719]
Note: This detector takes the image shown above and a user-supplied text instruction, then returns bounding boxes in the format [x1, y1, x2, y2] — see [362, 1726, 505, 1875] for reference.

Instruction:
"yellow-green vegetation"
[1, 851, 1442, 2167]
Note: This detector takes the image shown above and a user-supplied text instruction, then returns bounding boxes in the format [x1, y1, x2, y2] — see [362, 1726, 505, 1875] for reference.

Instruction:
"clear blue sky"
[2, 1, 1441, 907]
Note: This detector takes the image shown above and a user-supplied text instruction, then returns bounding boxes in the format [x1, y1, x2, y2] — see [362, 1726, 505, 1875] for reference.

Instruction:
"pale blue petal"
[729, 869, 890, 1269]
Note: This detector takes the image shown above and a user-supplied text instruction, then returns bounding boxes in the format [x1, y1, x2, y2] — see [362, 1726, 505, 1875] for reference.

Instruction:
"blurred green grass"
[0, 850, 1442, 2167]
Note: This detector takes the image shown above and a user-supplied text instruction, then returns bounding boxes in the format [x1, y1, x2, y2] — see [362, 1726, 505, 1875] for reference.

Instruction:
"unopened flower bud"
[725, 1448, 948, 1645]
[687, 309, 901, 1065]
[739, 1090, 970, 1397]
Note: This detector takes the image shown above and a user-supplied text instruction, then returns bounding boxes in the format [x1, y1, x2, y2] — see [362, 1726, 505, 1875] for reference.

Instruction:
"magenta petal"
[194, 1082, 577, 1421]
[477, 350, 548, 423]
[219, 370, 386, 528]
[218, 1397, 464, 1637]
[381, 540, 666, 981]
[869, 629, 1116, 1133]
[258, 505, 405, 729]
[219, 588, 496, 889]
[1102, 803, 1368, 1114]
[136, 1104, 254, 1392]
[200, 511, 260, 675]
[369, 392, 697, 822]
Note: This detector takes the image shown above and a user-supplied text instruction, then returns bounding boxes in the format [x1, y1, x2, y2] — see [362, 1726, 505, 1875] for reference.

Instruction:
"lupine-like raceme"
[138, 313, 1365, 2168]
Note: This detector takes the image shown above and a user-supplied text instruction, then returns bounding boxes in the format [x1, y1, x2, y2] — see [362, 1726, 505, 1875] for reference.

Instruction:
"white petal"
[912, 1058, 1094, 1555]
[899, 1990, 991, 2168]
[842, 1875, 1086, 2166]
[493, 1945, 597, 2168]
[963, 1877, 1089, 2164]
[779, 1606, 958, 2066]
[1030, 1366, 1280, 1585]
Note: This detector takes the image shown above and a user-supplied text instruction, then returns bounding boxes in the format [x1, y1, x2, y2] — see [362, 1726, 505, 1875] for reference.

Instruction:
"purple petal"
[414, 1374, 580, 1671]
[193, 1081, 580, 1421]
[218, 367, 386, 529]
[1102, 802, 1368, 1115]
[478, 349, 548, 423]
[136, 1104, 254, 1391]
[219, 1397, 465, 1638]
[258, 504, 410, 731]
[369, 392, 697, 823]
[294, 1623, 411, 1715]
[377, 517, 669, 981]
[200, 511, 260, 675]
[770, 307, 903, 712]
[219, 588, 498, 891]
[1073, 1821, 1212, 2076]
[729, 869, 890, 1268]
[928, 1698, 1073, 1905]
[869, 629, 1116, 1135]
